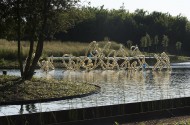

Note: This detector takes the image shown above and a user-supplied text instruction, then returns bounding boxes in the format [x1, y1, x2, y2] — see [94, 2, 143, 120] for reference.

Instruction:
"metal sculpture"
[38, 55, 54, 72]
[153, 52, 171, 71]
[120, 57, 131, 70]
[41, 41, 171, 71]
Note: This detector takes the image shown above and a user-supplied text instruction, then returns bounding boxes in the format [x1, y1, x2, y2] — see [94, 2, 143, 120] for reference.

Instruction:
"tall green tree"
[162, 35, 169, 52]
[1, 5, 190, 56]
[153, 35, 159, 52]
[126, 40, 133, 49]
[140, 36, 147, 52]
[145, 33, 152, 52]
[1, 0, 79, 80]
[176, 41, 182, 55]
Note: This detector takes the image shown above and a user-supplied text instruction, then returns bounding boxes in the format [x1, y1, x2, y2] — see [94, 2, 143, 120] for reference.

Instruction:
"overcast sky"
[80, 0, 190, 20]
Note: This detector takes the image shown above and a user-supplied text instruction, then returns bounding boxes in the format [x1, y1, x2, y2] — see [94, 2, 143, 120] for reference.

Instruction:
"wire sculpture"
[153, 52, 171, 71]
[38, 55, 54, 72]
[38, 41, 171, 72]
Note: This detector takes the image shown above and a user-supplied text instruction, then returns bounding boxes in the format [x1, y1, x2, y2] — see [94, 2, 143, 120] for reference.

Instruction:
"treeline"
[55, 7, 190, 55]
[1, 6, 190, 55]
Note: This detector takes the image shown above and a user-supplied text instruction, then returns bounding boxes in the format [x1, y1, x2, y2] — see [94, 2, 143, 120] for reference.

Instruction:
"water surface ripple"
[0, 63, 190, 116]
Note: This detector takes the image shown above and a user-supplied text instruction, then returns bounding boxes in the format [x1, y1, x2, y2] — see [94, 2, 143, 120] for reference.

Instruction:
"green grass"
[0, 59, 19, 68]
[170, 55, 190, 63]
[124, 116, 190, 125]
[0, 39, 130, 67]
[0, 39, 189, 68]
[0, 39, 128, 59]
[0, 75, 99, 102]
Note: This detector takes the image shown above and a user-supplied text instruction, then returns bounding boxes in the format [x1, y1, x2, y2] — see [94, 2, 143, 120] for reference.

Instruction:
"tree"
[145, 33, 151, 52]
[153, 35, 159, 52]
[162, 35, 169, 51]
[140, 36, 147, 52]
[176, 41, 182, 55]
[126, 40, 133, 49]
[1, 0, 79, 80]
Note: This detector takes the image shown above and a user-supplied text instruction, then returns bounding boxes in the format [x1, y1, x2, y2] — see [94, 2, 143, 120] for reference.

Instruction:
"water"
[1, 62, 190, 116]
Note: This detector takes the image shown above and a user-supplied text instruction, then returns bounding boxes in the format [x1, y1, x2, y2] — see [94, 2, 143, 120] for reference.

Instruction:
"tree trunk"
[23, 38, 34, 79]
[17, 0, 24, 77]
[23, 17, 36, 80]
[24, 39, 44, 80]
[23, 0, 50, 80]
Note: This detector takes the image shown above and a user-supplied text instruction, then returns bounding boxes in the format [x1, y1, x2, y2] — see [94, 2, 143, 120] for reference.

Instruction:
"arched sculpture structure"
[37, 41, 171, 72]
[60, 41, 171, 71]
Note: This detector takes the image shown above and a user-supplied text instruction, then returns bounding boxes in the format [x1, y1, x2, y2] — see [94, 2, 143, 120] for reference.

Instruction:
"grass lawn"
[123, 115, 190, 125]
[0, 39, 189, 69]
[0, 75, 99, 103]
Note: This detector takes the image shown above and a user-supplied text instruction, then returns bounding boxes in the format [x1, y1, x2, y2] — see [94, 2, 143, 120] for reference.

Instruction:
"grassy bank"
[0, 39, 189, 68]
[124, 115, 190, 125]
[0, 39, 89, 60]
[0, 75, 99, 103]
[0, 39, 128, 68]
[0, 39, 123, 60]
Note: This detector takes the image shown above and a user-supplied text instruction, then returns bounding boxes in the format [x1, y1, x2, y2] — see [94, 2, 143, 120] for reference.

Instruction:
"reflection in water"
[152, 70, 171, 85]
[60, 70, 173, 103]
[61, 70, 171, 86]
[38, 70, 55, 80]
[19, 104, 37, 114]
[1, 68, 190, 116]
[43, 69, 155, 85]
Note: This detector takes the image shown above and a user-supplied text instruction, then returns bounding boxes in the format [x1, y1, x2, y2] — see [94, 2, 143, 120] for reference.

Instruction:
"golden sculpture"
[153, 52, 171, 71]
[38, 55, 54, 72]
[58, 41, 171, 71]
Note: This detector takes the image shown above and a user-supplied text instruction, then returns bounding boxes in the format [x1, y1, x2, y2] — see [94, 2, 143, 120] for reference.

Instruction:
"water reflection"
[60, 70, 171, 86]
[62, 70, 147, 84]
[1, 68, 190, 116]
[19, 104, 37, 114]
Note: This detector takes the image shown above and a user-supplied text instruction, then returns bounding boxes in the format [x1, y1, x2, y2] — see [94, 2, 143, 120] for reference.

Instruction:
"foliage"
[0, 0, 80, 80]
[176, 41, 182, 51]
[176, 41, 182, 55]
[54, 7, 190, 55]
[162, 35, 169, 51]
[140, 36, 147, 51]
[153, 35, 159, 51]
[1, 5, 190, 56]
[0, 39, 129, 60]
[126, 40, 133, 49]
[146, 33, 151, 47]
[0, 39, 188, 68]
[145, 33, 152, 51]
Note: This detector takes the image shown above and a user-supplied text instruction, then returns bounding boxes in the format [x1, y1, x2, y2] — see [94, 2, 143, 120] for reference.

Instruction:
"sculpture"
[38, 55, 54, 72]
[54, 41, 170, 71]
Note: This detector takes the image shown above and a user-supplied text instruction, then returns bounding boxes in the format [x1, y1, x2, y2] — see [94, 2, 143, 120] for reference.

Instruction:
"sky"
[80, 0, 190, 20]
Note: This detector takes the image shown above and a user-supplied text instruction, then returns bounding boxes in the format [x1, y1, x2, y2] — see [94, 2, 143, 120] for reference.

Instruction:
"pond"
[0, 62, 190, 116]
